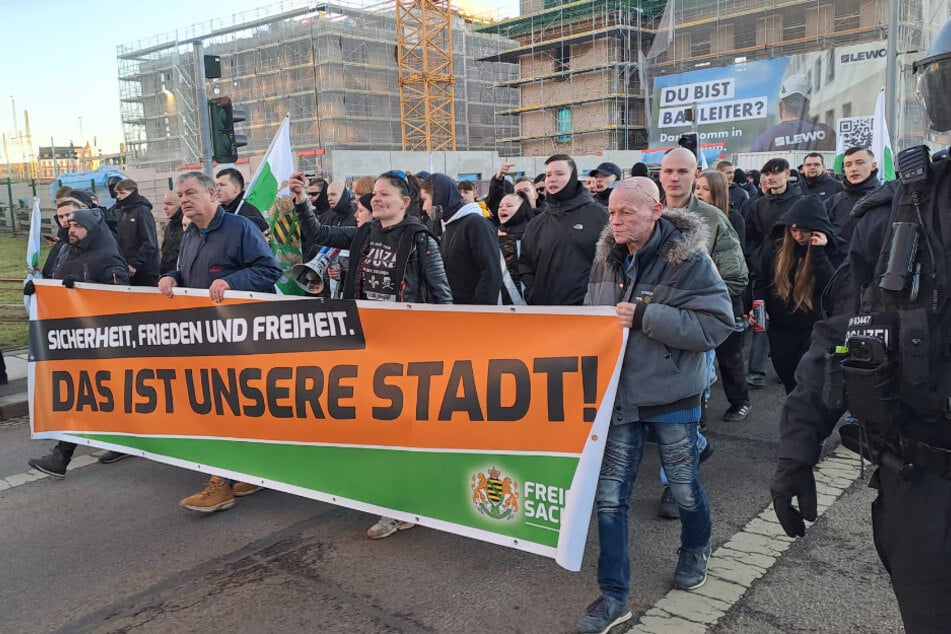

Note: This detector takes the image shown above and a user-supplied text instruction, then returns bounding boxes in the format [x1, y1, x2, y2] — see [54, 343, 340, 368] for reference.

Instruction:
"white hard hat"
[779, 74, 811, 99]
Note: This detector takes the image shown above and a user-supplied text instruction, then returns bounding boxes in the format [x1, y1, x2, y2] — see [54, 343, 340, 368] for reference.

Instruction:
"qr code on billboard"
[838, 116, 873, 149]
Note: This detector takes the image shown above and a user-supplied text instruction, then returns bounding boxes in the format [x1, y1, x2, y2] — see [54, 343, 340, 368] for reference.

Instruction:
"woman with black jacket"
[759, 196, 846, 393]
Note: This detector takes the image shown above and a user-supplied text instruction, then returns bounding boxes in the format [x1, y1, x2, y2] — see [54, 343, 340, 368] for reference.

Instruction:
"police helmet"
[915, 17, 951, 134]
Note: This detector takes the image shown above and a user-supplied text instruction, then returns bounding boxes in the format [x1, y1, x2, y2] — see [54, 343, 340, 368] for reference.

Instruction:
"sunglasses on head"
[381, 170, 411, 194]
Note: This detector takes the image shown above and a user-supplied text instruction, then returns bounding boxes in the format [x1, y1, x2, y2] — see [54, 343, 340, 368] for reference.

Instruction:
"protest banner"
[28, 282, 625, 571]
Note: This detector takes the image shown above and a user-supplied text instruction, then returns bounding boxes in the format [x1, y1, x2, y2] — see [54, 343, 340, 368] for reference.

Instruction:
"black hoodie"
[745, 183, 803, 292]
[431, 173, 502, 304]
[319, 187, 356, 227]
[763, 196, 846, 330]
[498, 193, 533, 299]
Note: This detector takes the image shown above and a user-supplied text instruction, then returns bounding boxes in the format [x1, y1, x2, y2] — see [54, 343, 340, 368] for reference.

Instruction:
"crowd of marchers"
[22, 143, 887, 634]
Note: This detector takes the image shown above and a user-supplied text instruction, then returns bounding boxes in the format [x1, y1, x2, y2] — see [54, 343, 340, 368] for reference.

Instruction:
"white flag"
[872, 88, 896, 181]
[24, 196, 42, 312]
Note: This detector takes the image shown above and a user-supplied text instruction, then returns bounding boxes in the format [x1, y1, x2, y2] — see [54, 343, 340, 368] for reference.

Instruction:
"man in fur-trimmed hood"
[576, 177, 734, 634]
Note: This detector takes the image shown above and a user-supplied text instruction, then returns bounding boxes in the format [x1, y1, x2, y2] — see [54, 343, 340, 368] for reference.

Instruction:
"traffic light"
[208, 97, 247, 163]
[678, 132, 699, 158]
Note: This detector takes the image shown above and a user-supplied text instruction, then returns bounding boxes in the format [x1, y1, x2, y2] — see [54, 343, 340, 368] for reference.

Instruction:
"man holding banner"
[580, 177, 733, 633]
[159, 170, 282, 512]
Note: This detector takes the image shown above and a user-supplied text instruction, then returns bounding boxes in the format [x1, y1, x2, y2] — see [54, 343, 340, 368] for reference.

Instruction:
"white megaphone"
[290, 246, 341, 295]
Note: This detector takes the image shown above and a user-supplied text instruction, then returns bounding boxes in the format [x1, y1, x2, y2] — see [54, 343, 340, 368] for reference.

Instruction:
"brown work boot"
[179, 476, 235, 513]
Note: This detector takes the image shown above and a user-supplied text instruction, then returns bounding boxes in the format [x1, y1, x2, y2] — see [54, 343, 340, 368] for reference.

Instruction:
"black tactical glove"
[61, 274, 80, 289]
[23, 280, 35, 296]
[770, 458, 817, 538]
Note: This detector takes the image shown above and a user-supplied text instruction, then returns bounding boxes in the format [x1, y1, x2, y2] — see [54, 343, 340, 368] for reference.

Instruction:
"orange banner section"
[31, 284, 625, 455]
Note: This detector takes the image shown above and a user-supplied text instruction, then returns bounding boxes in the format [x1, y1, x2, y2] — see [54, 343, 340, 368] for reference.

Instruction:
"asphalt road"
[0, 366, 903, 633]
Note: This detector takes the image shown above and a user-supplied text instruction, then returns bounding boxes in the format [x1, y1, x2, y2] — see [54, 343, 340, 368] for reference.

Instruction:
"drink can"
[752, 299, 766, 332]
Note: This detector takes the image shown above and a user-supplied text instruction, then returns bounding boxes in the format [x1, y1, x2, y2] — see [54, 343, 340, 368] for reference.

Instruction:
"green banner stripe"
[75, 434, 578, 548]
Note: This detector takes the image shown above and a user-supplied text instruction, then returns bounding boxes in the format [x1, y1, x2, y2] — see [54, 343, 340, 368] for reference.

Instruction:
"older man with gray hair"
[578, 177, 734, 633]
[159, 170, 282, 513]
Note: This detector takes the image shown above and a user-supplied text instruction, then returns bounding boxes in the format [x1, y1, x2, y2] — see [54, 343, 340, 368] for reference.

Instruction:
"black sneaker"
[657, 486, 679, 519]
[98, 451, 130, 464]
[746, 373, 767, 388]
[577, 594, 632, 634]
[29, 448, 70, 479]
[674, 544, 711, 590]
[723, 402, 751, 422]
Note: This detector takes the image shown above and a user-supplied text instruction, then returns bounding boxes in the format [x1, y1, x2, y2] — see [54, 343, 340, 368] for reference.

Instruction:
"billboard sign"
[648, 42, 888, 159]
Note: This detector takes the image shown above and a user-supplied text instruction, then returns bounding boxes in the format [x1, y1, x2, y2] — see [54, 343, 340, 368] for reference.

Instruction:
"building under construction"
[117, 1, 519, 173]
[479, 0, 951, 157]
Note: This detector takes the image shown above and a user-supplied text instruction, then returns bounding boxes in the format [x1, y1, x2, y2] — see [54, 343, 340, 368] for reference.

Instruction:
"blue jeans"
[596, 421, 711, 601]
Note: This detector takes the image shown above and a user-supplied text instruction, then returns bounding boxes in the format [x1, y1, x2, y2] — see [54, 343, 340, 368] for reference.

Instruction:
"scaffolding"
[478, 1, 668, 156]
[478, 0, 951, 157]
[117, 0, 518, 172]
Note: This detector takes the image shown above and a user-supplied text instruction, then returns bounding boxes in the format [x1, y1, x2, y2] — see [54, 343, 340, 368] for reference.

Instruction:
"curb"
[0, 394, 28, 421]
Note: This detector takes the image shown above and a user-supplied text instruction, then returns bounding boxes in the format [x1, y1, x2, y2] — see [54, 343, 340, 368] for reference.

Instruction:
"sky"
[0, 0, 519, 161]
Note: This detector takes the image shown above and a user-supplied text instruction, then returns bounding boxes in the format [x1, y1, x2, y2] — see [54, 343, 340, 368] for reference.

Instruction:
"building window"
[557, 107, 571, 143]
[555, 45, 570, 73]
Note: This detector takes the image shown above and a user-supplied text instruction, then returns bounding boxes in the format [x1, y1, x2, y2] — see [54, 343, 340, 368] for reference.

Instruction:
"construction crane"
[395, 0, 457, 151]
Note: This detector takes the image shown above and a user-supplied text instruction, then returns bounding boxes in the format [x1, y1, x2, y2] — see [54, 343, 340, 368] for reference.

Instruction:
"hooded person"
[319, 183, 356, 227]
[761, 195, 846, 393]
[496, 191, 533, 304]
[25, 207, 130, 480]
[430, 173, 503, 305]
[518, 154, 608, 305]
[53, 208, 130, 286]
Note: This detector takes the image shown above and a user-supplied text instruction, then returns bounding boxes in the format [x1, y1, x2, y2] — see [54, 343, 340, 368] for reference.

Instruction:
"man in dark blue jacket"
[159, 171, 282, 513]
[159, 171, 281, 302]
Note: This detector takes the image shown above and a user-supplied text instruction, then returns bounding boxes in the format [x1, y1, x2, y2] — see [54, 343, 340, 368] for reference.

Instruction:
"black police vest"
[858, 159, 951, 442]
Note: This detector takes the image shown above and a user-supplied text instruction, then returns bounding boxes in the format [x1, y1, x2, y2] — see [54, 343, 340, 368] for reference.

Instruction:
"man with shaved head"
[661, 148, 750, 426]
[577, 177, 734, 632]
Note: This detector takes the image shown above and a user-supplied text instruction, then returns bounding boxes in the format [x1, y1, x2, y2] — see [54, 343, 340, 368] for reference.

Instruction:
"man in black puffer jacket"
[518, 154, 608, 305]
[112, 179, 160, 286]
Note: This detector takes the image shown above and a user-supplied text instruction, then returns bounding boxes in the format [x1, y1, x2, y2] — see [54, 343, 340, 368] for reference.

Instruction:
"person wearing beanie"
[761, 195, 846, 393]
[630, 162, 650, 177]
[518, 154, 608, 305]
[430, 173, 503, 304]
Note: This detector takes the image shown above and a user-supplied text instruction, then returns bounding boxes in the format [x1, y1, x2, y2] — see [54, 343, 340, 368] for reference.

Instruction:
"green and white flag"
[871, 88, 896, 181]
[241, 115, 303, 295]
[23, 196, 43, 312]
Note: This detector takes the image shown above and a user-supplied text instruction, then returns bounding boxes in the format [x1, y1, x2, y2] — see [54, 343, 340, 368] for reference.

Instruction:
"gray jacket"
[584, 209, 734, 423]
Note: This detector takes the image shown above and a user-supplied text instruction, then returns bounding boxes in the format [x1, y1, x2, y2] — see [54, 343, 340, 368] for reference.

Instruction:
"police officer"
[770, 21, 951, 633]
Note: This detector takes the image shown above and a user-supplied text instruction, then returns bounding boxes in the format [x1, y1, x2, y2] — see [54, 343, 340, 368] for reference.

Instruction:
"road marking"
[623, 446, 865, 634]
[0, 454, 99, 490]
